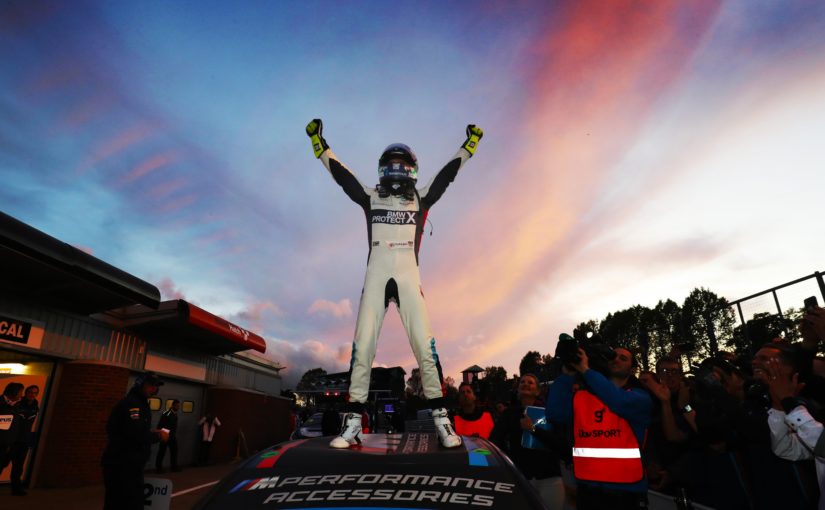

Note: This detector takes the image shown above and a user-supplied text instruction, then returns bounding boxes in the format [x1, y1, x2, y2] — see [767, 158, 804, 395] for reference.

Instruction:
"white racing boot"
[432, 408, 462, 448]
[329, 412, 362, 449]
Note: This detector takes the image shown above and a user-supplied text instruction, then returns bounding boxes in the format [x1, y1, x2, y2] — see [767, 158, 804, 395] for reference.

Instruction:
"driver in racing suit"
[306, 118, 483, 448]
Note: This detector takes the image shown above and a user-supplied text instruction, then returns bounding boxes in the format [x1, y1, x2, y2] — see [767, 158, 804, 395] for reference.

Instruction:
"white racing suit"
[319, 147, 472, 409]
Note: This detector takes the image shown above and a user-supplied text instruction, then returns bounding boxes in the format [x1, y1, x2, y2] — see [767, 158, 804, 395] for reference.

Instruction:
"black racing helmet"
[378, 143, 418, 185]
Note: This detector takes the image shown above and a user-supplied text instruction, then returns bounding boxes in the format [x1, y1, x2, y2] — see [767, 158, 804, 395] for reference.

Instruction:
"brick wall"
[202, 388, 292, 462]
[37, 362, 129, 487]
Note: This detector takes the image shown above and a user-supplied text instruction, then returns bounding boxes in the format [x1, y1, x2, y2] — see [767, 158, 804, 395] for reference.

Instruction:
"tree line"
[294, 286, 808, 408]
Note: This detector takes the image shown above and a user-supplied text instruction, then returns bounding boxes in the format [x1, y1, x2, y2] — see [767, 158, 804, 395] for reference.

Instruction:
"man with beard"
[548, 343, 652, 510]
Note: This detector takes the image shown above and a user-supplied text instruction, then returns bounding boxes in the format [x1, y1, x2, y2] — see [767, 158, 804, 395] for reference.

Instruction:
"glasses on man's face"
[659, 368, 682, 375]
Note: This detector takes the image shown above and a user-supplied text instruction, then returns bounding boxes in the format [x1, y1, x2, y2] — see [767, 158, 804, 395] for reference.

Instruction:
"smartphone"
[804, 296, 819, 313]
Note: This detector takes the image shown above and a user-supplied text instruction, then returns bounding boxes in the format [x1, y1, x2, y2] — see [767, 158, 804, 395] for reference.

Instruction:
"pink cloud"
[261, 338, 352, 388]
[156, 277, 186, 300]
[308, 298, 353, 319]
[421, 0, 722, 375]
[77, 123, 156, 175]
[119, 150, 179, 185]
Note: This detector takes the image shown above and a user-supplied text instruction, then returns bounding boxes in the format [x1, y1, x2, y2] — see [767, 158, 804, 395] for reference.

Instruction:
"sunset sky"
[2, 0, 824, 388]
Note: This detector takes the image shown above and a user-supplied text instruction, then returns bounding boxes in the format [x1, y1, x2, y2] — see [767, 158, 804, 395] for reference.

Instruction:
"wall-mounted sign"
[0, 314, 44, 350]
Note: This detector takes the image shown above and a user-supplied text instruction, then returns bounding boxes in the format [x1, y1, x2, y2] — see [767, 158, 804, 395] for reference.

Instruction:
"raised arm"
[306, 118, 370, 209]
[419, 125, 483, 208]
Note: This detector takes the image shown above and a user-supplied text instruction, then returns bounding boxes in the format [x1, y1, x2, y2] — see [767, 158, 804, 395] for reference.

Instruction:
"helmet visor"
[379, 159, 417, 182]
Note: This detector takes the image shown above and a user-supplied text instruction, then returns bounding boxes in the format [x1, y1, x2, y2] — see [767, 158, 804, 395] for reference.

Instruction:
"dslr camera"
[554, 330, 617, 375]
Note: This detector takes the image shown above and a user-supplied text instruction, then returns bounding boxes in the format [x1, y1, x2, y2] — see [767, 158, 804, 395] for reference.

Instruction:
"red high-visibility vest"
[454, 412, 494, 439]
[572, 390, 643, 483]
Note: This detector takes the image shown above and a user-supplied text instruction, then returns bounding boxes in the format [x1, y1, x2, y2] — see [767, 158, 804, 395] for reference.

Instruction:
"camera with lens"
[554, 330, 617, 375]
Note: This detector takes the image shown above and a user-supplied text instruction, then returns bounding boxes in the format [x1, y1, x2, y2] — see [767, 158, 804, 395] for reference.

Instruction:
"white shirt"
[767, 406, 825, 510]
[198, 416, 221, 442]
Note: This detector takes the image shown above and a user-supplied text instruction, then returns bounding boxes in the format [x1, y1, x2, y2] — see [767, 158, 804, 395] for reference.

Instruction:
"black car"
[291, 412, 343, 440]
[194, 432, 547, 509]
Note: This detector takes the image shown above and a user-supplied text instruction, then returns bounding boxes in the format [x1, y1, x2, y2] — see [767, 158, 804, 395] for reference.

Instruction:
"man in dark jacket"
[6, 385, 39, 496]
[155, 399, 180, 473]
[0, 382, 24, 496]
[101, 373, 169, 510]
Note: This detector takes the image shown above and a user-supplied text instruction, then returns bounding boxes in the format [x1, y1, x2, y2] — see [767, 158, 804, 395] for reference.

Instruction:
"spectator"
[764, 353, 825, 507]
[101, 373, 169, 510]
[454, 382, 494, 439]
[744, 342, 820, 509]
[493, 400, 508, 424]
[547, 344, 652, 510]
[0, 382, 24, 496]
[492, 374, 565, 510]
[197, 414, 221, 465]
[7, 385, 39, 495]
[798, 305, 825, 400]
[155, 399, 180, 473]
[639, 357, 694, 493]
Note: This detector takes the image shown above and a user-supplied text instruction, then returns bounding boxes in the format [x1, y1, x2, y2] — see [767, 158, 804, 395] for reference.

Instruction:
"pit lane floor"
[0, 460, 244, 510]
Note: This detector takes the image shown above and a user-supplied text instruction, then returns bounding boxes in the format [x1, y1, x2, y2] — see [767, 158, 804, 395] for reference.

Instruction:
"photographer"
[546, 335, 652, 510]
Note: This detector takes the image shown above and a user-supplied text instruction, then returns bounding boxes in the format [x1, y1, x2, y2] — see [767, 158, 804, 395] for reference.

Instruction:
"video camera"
[554, 330, 617, 376]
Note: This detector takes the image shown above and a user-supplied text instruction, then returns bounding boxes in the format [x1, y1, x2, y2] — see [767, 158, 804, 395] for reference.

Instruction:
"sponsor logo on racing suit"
[370, 210, 416, 225]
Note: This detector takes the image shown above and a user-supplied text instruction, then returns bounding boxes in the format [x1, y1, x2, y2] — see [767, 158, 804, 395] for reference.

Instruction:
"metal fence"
[724, 270, 825, 347]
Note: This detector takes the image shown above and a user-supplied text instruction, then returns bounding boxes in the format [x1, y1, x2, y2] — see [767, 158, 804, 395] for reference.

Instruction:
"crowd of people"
[450, 305, 825, 510]
[0, 383, 39, 496]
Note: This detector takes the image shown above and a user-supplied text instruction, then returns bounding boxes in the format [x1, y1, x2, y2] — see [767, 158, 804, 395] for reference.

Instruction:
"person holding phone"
[797, 296, 825, 405]
[802, 297, 825, 349]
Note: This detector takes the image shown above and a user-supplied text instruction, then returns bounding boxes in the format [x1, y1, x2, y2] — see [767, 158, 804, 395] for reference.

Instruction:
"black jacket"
[157, 408, 178, 439]
[0, 396, 21, 447]
[14, 397, 38, 446]
[101, 387, 157, 467]
[490, 400, 562, 480]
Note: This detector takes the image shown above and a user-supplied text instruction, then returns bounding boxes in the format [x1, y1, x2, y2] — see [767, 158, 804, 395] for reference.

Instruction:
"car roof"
[194, 433, 545, 509]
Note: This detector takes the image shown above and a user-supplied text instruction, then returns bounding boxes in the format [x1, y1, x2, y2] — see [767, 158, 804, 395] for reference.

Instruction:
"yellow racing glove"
[306, 118, 329, 158]
[462, 124, 483, 156]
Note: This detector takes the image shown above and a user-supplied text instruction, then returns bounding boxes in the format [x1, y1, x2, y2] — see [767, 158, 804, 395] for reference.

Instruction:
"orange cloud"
[427, 0, 722, 374]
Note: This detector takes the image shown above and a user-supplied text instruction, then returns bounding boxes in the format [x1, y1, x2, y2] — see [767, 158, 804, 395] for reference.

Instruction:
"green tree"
[519, 351, 542, 377]
[681, 287, 736, 363]
[599, 305, 653, 364]
[573, 320, 599, 339]
[406, 368, 424, 398]
[648, 299, 682, 364]
[729, 311, 799, 355]
[444, 375, 458, 403]
[296, 367, 326, 391]
[480, 366, 509, 403]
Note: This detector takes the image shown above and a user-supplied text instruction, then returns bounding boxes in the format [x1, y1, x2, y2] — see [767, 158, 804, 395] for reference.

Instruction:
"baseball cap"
[136, 372, 165, 387]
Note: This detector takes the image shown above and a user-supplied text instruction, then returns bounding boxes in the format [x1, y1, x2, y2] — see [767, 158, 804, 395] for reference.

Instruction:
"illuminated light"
[325, 392, 329, 396]
[334, 392, 339, 397]
[0, 363, 26, 374]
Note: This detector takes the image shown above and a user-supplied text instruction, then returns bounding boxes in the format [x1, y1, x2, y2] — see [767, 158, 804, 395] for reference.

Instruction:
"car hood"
[194, 433, 545, 509]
